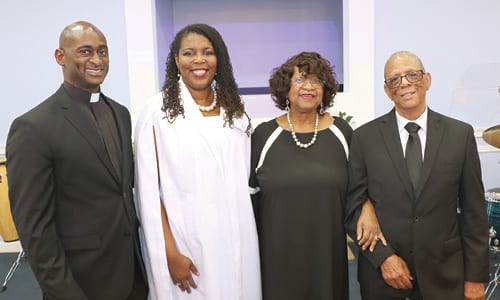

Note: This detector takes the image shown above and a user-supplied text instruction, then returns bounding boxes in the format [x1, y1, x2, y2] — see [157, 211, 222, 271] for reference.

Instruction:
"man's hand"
[464, 281, 485, 300]
[380, 254, 413, 289]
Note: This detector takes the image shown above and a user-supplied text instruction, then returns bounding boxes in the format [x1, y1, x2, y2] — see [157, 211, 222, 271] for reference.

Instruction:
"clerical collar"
[63, 81, 101, 104]
[90, 93, 100, 103]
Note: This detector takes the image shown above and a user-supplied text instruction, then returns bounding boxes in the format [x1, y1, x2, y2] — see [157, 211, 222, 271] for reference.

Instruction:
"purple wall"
[156, 0, 343, 92]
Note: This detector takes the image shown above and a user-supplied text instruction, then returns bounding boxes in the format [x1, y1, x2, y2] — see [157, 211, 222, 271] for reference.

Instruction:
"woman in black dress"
[250, 52, 380, 299]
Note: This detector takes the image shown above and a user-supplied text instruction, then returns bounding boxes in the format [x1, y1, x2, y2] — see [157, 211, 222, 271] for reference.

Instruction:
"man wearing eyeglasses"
[345, 51, 489, 300]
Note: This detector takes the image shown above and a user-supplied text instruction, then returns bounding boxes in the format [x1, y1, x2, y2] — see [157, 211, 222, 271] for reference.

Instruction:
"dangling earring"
[177, 72, 180, 80]
[319, 102, 325, 115]
[286, 98, 290, 112]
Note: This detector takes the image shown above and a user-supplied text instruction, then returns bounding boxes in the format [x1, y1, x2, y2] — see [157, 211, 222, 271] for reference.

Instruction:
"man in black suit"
[6, 21, 147, 300]
[345, 51, 489, 300]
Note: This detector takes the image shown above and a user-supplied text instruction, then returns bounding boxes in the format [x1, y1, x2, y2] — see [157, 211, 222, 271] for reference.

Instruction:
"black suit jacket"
[6, 85, 146, 300]
[345, 108, 489, 299]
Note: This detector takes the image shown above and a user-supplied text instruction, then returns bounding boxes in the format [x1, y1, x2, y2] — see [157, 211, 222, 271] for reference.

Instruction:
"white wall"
[1, 0, 131, 145]
[124, 0, 161, 129]
[373, 0, 500, 190]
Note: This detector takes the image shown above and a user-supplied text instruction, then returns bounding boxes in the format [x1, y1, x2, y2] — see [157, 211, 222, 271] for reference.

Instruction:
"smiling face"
[55, 23, 109, 93]
[288, 67, 324, 113]
[175, 32, 217, 92]
[384, 53, 431, 120]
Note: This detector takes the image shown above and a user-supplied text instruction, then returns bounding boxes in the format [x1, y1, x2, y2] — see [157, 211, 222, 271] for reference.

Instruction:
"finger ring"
[177, 282, 182, 287]
[375, 236, 379, 241]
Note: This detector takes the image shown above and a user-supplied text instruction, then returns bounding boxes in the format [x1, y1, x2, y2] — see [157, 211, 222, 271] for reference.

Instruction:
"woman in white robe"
[134, 24, 261, 300]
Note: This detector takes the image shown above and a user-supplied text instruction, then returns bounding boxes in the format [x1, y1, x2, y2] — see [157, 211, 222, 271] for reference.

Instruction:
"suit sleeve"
[6, 118, 88, 300]
[458, 125, 489, 282]
[345, 130, 395, 268]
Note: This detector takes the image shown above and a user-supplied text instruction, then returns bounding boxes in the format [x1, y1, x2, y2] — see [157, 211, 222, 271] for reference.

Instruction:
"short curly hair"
[269, 52, 339, 112]
[160, 23, 250, 134]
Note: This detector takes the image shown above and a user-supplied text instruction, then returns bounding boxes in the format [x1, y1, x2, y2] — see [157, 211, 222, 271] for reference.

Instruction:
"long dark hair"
[161, 23, 250, 134]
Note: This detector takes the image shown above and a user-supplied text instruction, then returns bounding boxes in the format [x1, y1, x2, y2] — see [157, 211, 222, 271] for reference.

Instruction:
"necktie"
[405, 122, 422, 191]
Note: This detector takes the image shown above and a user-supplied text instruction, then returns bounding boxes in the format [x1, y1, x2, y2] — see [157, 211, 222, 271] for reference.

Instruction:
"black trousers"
[361, 281, 423, 300]
[126, 255, 148, 300]
[42, 257, 148, 300]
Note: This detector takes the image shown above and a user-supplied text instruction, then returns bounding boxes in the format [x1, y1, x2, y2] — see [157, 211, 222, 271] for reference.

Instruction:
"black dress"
[250, 117, 352, 300]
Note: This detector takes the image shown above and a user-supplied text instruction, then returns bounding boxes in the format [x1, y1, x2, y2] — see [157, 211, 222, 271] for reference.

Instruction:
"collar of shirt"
[63, 81, 101, 104]
[395, 107, 428, 158]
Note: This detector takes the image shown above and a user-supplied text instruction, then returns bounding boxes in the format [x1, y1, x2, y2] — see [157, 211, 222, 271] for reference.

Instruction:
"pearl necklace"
[197, 88, 217, 112]
[286, 111, 319, 149]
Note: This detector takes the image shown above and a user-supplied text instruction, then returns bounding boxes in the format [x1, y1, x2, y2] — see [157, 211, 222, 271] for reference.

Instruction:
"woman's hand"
[357, 198, 387, 252]
[167, 253, 200, 293]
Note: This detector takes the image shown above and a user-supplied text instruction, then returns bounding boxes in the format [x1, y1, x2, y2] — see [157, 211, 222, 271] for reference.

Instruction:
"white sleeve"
[133, 95, 171, 300]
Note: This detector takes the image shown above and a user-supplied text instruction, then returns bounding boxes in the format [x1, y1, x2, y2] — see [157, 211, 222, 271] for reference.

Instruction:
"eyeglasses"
[385, 70, 425, 89]
[293, 77, 323, 88]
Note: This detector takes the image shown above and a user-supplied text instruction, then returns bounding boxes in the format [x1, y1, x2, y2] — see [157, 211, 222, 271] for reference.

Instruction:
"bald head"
[383, 50, 431, 120]
[55, 21, 109, 93]
[59, 21, 106, 49]
[384, 51, 425, 79]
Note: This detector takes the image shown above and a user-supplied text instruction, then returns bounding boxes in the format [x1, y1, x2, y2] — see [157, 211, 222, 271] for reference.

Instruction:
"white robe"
[134, 81, 261, 300]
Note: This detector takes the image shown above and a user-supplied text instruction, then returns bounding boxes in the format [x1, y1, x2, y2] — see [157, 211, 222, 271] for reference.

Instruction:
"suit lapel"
[105, 97, 138, 225]
[380, 109, 415, 199]
[57, 87, 120, 184]
[106, 97, 131, 187]
[416, 109, 444, 198]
